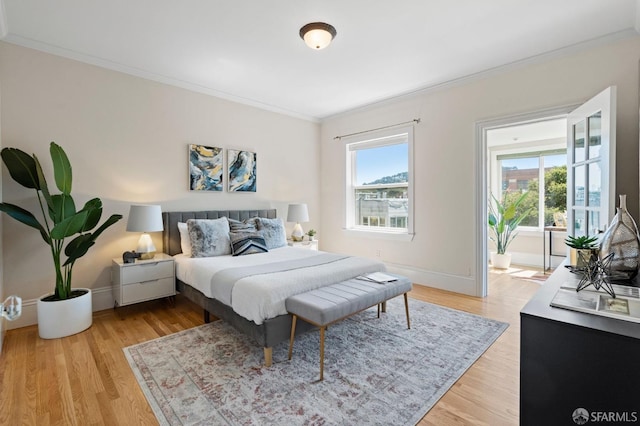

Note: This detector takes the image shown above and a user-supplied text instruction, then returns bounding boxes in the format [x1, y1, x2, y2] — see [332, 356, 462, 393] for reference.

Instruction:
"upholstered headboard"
[162, 209, 277, 256]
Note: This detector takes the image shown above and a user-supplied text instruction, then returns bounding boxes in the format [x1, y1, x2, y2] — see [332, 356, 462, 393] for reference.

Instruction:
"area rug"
[124, 297, 508, 425]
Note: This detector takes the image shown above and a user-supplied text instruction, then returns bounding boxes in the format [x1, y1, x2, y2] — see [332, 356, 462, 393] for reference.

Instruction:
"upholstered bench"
[286, 274, 412, 380]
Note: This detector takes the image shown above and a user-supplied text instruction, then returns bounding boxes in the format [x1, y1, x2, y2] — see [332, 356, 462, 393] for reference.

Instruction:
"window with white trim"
[345, 127, 414, 235]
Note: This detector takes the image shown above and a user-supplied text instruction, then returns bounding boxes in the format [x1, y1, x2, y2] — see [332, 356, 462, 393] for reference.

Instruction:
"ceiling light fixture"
[299, 22, 337, 50]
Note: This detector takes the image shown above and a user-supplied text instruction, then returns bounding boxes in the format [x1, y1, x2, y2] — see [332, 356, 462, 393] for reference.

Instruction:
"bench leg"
[288, 315, 298, 360]
[404, 293, 411, 329]
[264, 347, 273, 367]
[319, 326, 326, 381]
[377, 303, 381, 318]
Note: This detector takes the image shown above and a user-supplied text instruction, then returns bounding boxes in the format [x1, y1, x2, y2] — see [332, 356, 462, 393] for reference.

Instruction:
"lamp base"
[291, 223, 304, 242]
[138, 251, 156, 260]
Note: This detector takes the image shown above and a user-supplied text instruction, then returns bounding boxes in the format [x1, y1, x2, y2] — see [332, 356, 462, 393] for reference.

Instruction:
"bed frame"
[162, 209, 315, 367]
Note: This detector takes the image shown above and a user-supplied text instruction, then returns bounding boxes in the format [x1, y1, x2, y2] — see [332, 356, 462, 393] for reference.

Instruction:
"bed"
[162, 209, 386, 366]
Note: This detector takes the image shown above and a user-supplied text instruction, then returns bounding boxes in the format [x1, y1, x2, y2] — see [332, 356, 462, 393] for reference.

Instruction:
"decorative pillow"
[187, 217, 231, 257]
[228, 217, 259, 233]
[177, 222, 192, 256]
[229, 231, 268, 256]
[256, 217, 287, 249]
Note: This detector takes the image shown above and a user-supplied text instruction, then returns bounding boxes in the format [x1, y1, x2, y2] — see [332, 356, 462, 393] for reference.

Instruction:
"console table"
[542, 226, 566, 273]
[520, 264, 640, 425]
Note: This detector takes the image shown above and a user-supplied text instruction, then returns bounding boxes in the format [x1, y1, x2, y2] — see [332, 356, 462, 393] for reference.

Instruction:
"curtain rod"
[333, 118, 421, 140]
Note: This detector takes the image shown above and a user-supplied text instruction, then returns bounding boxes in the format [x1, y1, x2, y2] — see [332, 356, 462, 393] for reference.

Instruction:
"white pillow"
[177, 222, 192, 256]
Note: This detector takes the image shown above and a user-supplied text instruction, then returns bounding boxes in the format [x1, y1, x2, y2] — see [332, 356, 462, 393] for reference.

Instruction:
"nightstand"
[287, 240, 319, 250]
[112, 253, 175, 307]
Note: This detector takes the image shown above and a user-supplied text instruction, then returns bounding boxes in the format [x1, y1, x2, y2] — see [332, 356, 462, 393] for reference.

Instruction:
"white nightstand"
[112, 253, 175, 307]
[287, 240, 319, 250]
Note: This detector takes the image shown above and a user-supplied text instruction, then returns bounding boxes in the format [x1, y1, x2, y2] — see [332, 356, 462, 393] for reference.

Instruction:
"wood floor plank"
[1, 269, 541, 425]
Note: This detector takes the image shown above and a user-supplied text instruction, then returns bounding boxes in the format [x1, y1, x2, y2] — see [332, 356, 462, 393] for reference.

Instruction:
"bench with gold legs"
[286, 275, 412, 381]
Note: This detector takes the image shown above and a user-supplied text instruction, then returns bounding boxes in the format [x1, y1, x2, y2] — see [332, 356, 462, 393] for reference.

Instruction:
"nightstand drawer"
[122, 277, 174, 303]
[121, 261, 173, 285]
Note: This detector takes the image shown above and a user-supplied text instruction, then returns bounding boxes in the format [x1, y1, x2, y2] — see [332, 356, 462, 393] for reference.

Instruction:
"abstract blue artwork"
[189, 144, 223, 191]
[228, 149, 257, 192]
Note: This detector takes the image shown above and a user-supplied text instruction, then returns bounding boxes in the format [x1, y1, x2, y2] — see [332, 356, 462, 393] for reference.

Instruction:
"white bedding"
[174, 247, 385, 324]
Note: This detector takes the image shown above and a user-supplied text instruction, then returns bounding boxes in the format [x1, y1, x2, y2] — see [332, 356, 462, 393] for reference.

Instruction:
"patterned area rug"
[124, 297, 508, 425]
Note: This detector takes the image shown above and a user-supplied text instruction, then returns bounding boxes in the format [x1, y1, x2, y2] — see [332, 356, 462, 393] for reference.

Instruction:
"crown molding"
[0, 0, 8, 39]
[0, 33, 320, 123]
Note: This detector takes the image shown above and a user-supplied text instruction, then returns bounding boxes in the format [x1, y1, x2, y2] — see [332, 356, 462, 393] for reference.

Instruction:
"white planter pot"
[37, 288, 93, 339]
[490, 252, 512, 269]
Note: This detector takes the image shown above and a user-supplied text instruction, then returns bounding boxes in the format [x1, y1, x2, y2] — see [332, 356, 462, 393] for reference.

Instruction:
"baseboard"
[6, 285, 114, 330]
[385, 262, 478, 296]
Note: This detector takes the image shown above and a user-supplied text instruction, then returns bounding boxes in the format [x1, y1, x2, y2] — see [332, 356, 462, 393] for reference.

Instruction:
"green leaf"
[63, 234, 94, 265]
[62, 213, 122, 266]
[0, 202, 50, 243]
[50, 210, 88, 239]
[78, 198, 103, 231]
[49, 194, 76, 224]
[1, 148, 40, 190]
[50, 142, 72, 195]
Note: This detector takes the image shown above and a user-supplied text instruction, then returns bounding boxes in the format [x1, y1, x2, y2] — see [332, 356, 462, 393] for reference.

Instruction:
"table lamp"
[287, 203, 309, 242]
[126, 204, 164, 259]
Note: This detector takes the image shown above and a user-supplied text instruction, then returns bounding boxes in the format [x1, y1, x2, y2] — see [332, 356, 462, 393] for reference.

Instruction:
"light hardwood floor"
[0, 269, 542, 425]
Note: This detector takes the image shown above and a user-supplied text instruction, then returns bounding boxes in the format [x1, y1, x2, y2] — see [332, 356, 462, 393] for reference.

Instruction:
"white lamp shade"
[126, 205, 164, 232]
[287, 204, 309, 223]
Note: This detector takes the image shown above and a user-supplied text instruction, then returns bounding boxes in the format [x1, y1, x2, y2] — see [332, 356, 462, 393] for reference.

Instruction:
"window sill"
[342, 228, 415, 241]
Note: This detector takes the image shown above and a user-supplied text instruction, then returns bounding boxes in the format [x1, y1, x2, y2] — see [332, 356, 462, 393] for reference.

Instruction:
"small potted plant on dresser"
[565, 235, 599, 267]
[488, 191, 531, 269]
[0, 142, 122, 339]
[306, 229, 317, 241]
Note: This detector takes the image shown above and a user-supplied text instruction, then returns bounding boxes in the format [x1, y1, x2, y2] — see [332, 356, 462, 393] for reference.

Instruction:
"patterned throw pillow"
[256, 217, 287, 249]
[229, 231, 268, 256]
[228, 217, 259, 233]
[187, 217, 231, 257]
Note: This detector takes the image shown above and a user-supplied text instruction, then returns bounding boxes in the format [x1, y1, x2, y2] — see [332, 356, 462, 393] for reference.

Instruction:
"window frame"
[490, 145, 567, 230]
[344, 126, 415, 240]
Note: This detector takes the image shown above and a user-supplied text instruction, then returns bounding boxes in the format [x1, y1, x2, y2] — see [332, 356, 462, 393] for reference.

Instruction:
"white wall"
[320, 35, 640, 295]
[0, 42, 320, 328]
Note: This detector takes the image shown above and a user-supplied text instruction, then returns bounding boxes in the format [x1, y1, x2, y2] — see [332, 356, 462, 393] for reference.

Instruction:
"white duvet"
[174, 247, 385, 324]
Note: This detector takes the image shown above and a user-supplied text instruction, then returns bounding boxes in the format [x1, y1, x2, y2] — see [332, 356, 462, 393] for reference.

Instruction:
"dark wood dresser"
[520, 264, 640, 425]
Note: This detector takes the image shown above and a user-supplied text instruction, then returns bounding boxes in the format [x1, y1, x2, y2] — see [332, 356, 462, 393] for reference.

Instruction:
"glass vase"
[599, 194, 640, 279]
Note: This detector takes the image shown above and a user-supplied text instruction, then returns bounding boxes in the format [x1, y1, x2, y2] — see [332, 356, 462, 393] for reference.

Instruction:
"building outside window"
[345, 126, 414, 235]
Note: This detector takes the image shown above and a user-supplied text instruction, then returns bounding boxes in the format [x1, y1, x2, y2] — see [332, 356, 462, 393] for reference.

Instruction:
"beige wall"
[320, 35, 640, 295]
[0, 42, 320, 328]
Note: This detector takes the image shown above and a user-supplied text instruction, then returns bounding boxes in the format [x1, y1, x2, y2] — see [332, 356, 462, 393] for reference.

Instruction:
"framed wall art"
[189, 144, 223, 191]
[228, 149, 257, 192]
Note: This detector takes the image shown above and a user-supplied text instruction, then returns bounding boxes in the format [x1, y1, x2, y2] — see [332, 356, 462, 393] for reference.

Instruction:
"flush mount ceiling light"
[299, 22, 337, 50]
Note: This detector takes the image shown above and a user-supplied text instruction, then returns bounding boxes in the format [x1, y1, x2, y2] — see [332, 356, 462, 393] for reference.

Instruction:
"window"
[496, 150, 567, 228]
[345, 127, 413, 236]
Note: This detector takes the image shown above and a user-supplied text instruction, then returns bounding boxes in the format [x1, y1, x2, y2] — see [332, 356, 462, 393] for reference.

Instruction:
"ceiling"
[1, 1, 639, 122]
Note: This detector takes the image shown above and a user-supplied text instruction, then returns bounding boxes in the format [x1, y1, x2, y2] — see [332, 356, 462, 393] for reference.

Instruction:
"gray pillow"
[256, 217, 287, 249]
[187, 217, 231, 257]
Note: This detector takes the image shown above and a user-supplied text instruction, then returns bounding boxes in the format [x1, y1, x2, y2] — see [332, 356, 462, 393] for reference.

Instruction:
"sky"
[356, 143, 408, 185]
[502, 153, 566, 170]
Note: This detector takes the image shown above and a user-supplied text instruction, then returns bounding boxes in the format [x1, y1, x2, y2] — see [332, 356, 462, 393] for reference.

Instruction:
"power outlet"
[375, 249, 381, 257]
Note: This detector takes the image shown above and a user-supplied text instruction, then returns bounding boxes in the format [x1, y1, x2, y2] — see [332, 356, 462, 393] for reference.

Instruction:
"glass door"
[566, 87, 616, 238]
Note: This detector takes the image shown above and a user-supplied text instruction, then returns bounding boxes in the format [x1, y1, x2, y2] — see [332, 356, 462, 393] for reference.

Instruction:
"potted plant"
[488, 191, 531, 269]
[565, 235, 599, 267]
[306, 229, 317, 241]
[0, 142, 122, 339]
